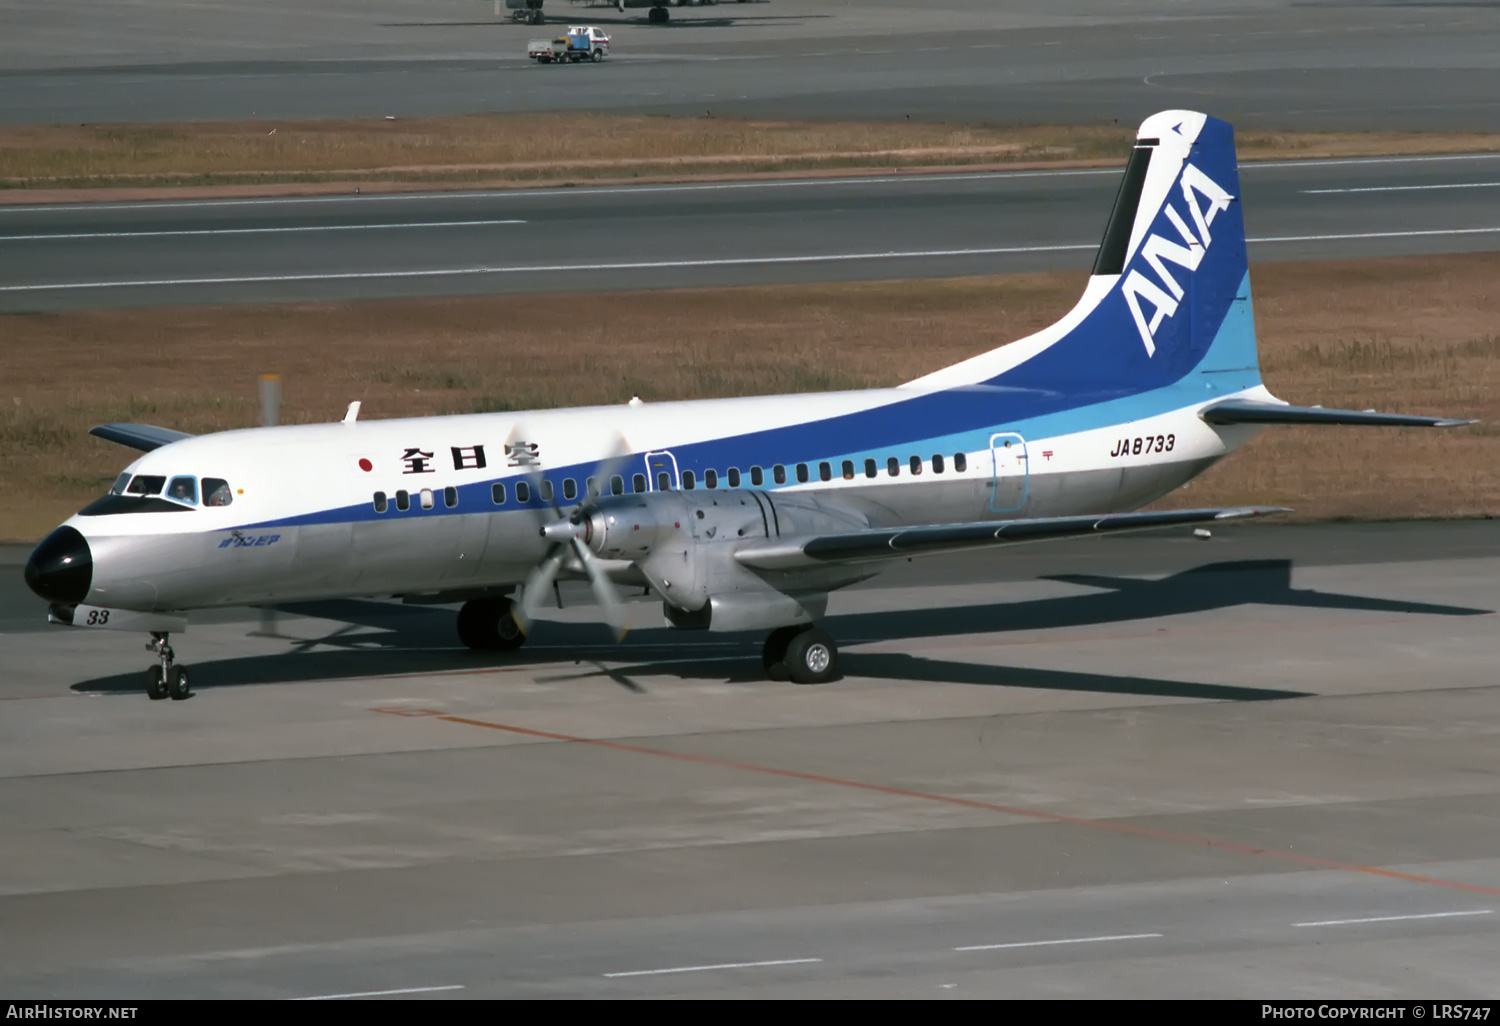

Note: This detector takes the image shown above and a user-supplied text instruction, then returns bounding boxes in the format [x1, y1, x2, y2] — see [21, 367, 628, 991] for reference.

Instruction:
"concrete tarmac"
[2, 520, 1497, 997]
[5, 153, 1500, 311]
[6, 1, 1500, 130]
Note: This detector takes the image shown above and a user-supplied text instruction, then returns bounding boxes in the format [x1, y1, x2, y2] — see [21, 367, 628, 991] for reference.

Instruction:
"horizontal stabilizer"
[1201, 399, 1474, 429]
[89, 423, 194, 452]
[735, 506, 1288, 571]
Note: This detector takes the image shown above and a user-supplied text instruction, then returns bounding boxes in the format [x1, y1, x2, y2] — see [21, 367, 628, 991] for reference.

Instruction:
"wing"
[734, 506, 1287, 571]
[89, 423, 194, 452]
[1202, 399, 1474, 428]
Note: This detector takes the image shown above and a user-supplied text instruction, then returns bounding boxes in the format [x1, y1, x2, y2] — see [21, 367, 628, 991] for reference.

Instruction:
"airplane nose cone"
[24, 526, 93, 604]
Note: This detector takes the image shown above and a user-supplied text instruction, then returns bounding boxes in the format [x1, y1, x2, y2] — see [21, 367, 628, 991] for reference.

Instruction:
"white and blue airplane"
[24, 110, 1471, 700]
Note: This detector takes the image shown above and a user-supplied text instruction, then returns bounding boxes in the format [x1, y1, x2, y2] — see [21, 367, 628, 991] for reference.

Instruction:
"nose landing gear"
[145, 632, 191, 701]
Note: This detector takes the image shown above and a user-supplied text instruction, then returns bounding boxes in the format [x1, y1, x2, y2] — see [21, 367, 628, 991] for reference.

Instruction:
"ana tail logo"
[1121, 164, 1234, 356]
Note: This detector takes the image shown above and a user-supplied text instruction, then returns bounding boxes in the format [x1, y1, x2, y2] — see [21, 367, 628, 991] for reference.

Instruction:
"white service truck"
[528, 26, 611, 63]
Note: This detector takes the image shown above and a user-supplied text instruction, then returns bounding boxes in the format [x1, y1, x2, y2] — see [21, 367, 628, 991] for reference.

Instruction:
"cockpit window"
[202, 478, 233, 507]
[126, 475, 165, 496]
[166, 476, 198, 505]
[109, 472, 131, 495]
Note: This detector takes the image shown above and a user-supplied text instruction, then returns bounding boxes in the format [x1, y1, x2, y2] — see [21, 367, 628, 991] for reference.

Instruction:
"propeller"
[253, 373, 283, 638]
[507, 424, 636, 641]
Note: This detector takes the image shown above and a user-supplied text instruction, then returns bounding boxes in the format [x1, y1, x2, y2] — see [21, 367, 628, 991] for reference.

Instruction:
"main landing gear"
[762, 625, 839, 685]
[457, 596, 528, 652]
[145, 632, 191, 701]
[455, 595, 838, 685]
[648, 6, 670, 23]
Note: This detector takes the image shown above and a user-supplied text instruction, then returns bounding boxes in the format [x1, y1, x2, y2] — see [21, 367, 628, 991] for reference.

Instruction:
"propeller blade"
[259, 374, 281, 428]
[573, 537, 629, 641]
[515, 543, 567, 635]
[583, 430, 634, 506]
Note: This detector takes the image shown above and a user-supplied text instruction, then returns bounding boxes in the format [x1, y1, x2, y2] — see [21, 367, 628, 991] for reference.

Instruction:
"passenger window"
[109, 472, 131, 495]
[887, 457, 900, 477]
[819, 462, 832, 482]
[773, 464, 786, 485]
[373, 491, 388, 513]
[632, 473, 646, 493]
[909, 455, 923, 476]
[202, 478, 233, 506]
[683, 470, 696, 490]
[540, 479, 554, 502]
[166, 476, 198, 504]
[443, 486, 458, 508]
[492, 483, 506, 505]
[653, 471, 667, 491]
[704, 469, 718, 489]
[864, 458, 877, 479]
[563, 478, 577, 501]
[932, 454, 945, 474]
[586, 477, 599, 498]
[954, 452, 967, 472]
[750, 466, 764, 487]
[516, 481, 531, 503]
[795, 463, 809, 484]
[420, 488, 435, 510]
[611, 475, 624, 496]
[727, 468, 741, 487]
[396, 489, 410, 511]
[127, 475, 165, 496]
[841, 460, 854, 481]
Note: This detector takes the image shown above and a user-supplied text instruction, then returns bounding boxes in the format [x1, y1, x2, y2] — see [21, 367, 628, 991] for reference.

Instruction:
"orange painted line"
[387, 708, 1500, 899]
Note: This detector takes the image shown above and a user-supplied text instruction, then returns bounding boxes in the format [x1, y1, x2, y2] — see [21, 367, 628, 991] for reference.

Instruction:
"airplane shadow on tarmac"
[71, 559, 1490, 700]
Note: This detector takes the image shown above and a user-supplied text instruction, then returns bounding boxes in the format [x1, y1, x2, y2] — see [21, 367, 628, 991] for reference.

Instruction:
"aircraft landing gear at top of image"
[145, 631, 191, 701]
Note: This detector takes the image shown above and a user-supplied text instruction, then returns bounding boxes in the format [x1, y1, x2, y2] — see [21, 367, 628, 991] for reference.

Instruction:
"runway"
[2, 520, 1498, 996]
[6, 1, 1500, 131]
[5, 152, 1500, 311]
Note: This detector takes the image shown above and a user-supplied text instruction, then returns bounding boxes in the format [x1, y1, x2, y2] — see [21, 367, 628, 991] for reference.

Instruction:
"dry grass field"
[5, 115, 1500, 195]
[2, 253, 1496, 541]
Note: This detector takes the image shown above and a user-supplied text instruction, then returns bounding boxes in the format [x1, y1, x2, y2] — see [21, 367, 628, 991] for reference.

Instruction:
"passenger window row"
[371, 452, 971, 511]
[372, 486, 458, 514]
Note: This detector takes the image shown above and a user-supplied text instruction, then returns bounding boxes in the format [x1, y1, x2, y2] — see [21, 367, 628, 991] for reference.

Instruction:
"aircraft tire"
[761, 625, 802, 682]
[167, 665, 192, 701]
[785, 628, 838, 685]
[146, 664, 168, 701]
[457, 597, 528, 652]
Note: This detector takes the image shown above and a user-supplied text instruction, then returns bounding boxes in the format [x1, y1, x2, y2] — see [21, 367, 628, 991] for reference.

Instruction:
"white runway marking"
[4, 226, 1498, 294]
[1293, 910, 1493, 928]
[0, 243, 1098, 293]
[954, 932, 1163, 952]
[1303, 182, 1500, 194]
[604, 957, 822, 978]
[293, 984, 465, 1000]
[1249, 226, 1500, 244]
[0, 219, 525, 241]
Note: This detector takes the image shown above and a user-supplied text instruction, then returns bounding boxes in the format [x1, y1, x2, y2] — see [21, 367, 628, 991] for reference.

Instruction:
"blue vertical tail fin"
[911, 111, 1262, 403]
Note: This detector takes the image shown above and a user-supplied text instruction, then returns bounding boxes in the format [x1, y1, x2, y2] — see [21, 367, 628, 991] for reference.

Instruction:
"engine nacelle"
[581, 489, 874, 631]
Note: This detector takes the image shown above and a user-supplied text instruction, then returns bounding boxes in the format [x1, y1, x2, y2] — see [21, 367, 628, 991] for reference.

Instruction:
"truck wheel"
[591, 50, 603, 62]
